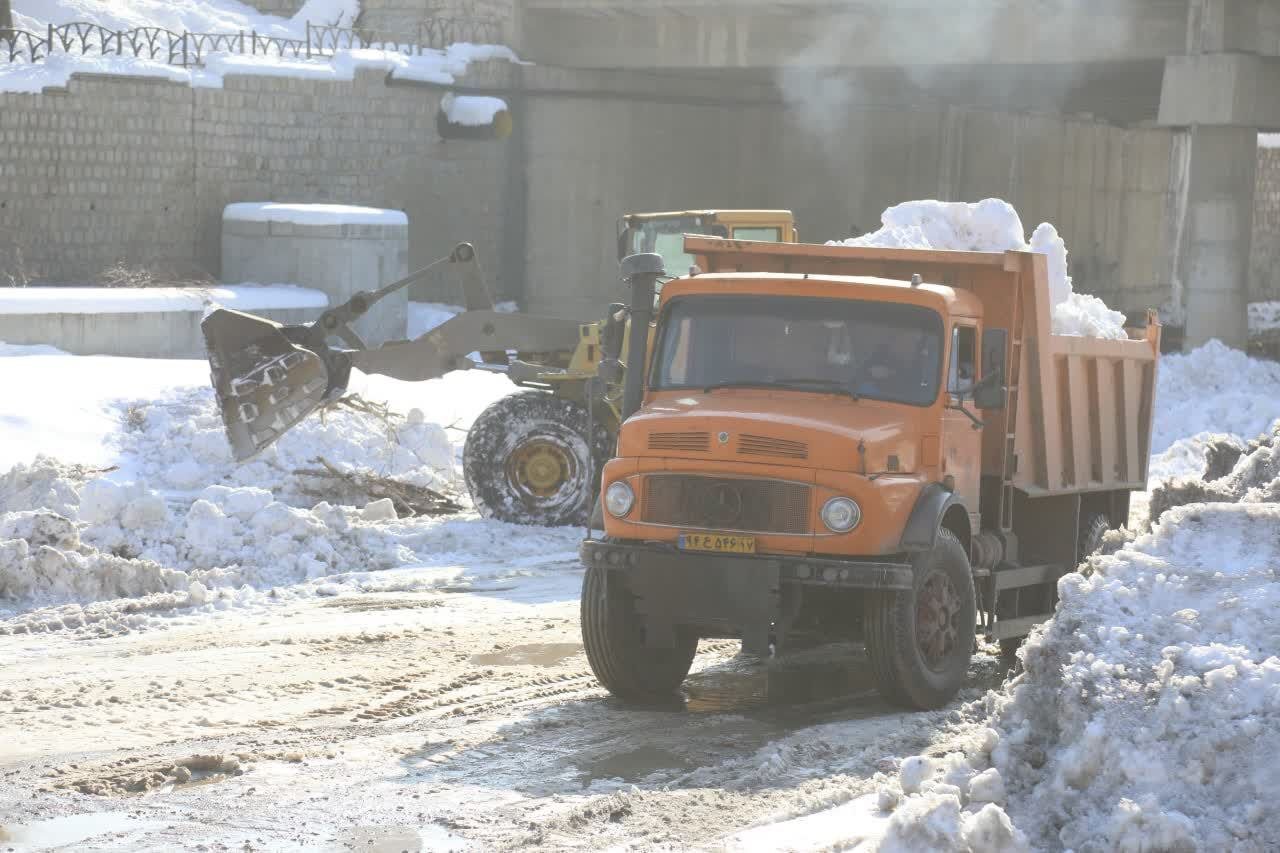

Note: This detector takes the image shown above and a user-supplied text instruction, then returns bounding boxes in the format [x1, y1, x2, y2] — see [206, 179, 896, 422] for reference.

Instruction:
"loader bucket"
[201, 308, 344, 461]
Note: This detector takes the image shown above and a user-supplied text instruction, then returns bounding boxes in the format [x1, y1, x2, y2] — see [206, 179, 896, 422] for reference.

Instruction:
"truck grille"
[641, 474, 811, 534]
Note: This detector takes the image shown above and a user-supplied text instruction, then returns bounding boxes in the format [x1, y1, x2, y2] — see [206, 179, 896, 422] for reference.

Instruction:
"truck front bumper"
[579, 539, 914, 655]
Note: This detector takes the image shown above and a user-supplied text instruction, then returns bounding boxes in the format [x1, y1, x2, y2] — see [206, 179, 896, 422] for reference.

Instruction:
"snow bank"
[12, 0, 358, 40]
[830, 199, 1128, 340]
[223, 202, 408, 227]
[0, 284, 327, 314]
[861, 420, 1280, 851]
[1151, 340, 1280, 455]
[442, 93, 508, 126]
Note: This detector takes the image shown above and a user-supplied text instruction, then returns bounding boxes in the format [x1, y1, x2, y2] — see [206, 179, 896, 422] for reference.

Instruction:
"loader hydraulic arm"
[200, 243, 580, 462]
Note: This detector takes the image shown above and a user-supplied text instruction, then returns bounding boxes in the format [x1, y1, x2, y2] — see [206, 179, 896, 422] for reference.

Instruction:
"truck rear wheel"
[865, 528, 975, 709]
[463, 391, 611, 527]
[581, 564, 698, 702]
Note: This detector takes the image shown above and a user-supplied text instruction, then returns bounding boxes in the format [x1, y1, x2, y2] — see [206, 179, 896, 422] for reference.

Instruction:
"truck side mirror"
[975, 328, 1008, 410]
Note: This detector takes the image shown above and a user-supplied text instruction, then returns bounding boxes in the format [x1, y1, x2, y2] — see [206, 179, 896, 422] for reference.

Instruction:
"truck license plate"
[678, 532, 756, 554]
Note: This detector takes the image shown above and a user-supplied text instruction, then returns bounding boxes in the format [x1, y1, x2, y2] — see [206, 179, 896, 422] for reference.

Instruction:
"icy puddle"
[0, 812, 165, 851]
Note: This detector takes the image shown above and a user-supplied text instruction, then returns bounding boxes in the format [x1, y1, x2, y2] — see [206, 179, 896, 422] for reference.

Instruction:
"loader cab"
[617, 210, 797, 283]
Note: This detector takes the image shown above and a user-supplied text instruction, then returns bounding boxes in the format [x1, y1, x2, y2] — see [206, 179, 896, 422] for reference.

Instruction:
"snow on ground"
[0, 345, 550, 624]
[0, 284, 327, 314]
[831, 199, 1128, 340]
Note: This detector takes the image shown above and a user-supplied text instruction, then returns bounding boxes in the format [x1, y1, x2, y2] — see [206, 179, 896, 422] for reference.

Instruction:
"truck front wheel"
[865, 528, 976, 710]
[581, 564, 698, 702]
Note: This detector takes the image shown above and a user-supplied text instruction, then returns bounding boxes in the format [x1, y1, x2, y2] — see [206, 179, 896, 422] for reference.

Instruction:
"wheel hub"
[916, 570, 962, 670]
[507, 438, 576, 501]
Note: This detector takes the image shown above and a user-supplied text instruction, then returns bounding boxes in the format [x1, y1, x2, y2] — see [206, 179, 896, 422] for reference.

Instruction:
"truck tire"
[865, 528, 975, 709]
[463, 391, 611, 527]
[581, 564, 698, 702]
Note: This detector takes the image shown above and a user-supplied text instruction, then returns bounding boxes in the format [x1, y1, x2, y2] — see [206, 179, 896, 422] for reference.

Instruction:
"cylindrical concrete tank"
[221, 203, 409, 347]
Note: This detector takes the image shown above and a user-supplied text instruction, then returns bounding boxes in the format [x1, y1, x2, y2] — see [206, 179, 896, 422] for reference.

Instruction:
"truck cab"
[618, 210, 797, 278]
[580, 237, 1159, 709]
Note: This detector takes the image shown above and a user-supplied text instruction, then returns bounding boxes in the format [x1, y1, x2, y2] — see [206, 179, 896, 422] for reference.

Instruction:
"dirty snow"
[830, 199, 1128, 340]
[0, 284, 327, 314]
[223, 202, 407, 227]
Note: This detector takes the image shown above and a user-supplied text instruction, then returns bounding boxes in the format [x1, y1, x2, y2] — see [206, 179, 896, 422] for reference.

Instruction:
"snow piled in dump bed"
[831, 199, 1128, 340]
[223, 202, 408, 227]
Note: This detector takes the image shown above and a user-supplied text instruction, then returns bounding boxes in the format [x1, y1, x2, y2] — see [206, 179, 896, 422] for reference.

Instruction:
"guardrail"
[0, 19, 504, 66]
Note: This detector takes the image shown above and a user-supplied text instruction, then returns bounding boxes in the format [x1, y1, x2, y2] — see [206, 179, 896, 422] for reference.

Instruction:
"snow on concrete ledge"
[1260, 133, 1280, 149]
[442, 93, 508, 126]
[0, 284, 328, 315]
[223, 202, 409, 227]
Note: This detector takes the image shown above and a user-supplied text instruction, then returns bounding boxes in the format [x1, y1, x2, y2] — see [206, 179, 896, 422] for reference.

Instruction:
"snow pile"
[12, 0, 358, 40]
[866, 426, 1280, 852]
[113, 386, 456, 499]
[441, 93, 509, 126]
[830, 199, 1128, 340]
[1151, 339, 1280, 455]
[1248, 301, 1280, 333]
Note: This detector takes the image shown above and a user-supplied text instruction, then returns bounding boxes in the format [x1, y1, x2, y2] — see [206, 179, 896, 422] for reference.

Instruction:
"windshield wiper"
[702, 378, 859, 400]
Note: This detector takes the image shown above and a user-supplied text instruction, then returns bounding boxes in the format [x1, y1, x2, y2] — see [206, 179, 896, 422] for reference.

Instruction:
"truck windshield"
[651, 295, 944, 406]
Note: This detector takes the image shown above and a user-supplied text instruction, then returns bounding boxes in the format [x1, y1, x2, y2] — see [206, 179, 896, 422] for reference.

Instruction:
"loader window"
[651, 295, 944, 406]
[732, 227, 783, 242]
[948, 325, 977, 395]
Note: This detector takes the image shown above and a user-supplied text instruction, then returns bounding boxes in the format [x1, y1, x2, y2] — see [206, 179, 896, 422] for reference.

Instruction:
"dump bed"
[684, 236, 1161, 498]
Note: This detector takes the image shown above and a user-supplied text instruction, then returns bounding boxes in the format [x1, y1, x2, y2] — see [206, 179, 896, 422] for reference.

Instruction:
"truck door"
[942, 323, 983, 524]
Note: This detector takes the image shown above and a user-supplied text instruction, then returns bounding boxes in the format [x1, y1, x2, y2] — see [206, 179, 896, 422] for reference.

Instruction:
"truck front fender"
[900, 482, 965, 552]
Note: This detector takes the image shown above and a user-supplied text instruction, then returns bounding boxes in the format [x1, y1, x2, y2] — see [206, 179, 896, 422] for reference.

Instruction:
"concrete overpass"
[514, 0, 1280, 349]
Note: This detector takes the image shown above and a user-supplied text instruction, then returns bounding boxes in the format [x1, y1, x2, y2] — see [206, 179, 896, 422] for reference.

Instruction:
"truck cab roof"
[659, 272, 985, 319]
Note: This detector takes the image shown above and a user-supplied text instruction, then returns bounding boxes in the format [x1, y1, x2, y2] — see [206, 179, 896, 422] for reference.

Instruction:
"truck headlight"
[605, 482, 635, 518]
[821, 497, 861, 533]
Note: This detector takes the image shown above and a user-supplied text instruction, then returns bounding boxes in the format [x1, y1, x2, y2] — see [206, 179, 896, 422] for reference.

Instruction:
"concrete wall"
[241, 0, 306, 16]
[1254, 146, 1280, 301]
[518, 68, 1182, 320]
[0, 306, 317, 358]
[356, 0, 516, 41]
[0, 68, 515, 304]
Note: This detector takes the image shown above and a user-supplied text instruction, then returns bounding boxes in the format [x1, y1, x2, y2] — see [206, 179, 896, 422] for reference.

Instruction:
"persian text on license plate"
[677, 533, 756, 554]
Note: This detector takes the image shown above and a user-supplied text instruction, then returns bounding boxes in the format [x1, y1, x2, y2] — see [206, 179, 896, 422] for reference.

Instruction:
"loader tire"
[581, 564, 698, 702]
[865, 528, 975, 710]
[464, 391, 611, 527]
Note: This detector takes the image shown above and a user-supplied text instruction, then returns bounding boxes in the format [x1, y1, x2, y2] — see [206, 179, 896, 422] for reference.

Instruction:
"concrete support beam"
[1174, 126, 1256, 350]
[1158, 53, 1280, 128]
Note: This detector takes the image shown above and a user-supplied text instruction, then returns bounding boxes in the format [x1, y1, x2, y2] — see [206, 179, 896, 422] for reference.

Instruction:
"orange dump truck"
[580, 236, 1159, 709]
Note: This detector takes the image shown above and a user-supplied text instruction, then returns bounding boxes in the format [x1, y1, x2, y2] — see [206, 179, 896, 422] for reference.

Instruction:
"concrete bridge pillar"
[1159, 0, 1280, 350]
[1175, 126, 1257, 350]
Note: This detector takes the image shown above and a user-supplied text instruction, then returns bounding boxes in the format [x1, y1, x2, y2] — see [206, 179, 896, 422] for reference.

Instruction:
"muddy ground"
[0, 559, 1006, 852]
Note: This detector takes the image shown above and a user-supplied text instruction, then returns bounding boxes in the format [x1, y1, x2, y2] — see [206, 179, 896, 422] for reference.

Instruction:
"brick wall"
[1253, 147, 1280, 301]
[0, 69, 515, 301]
[356, 0, 515, 41]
